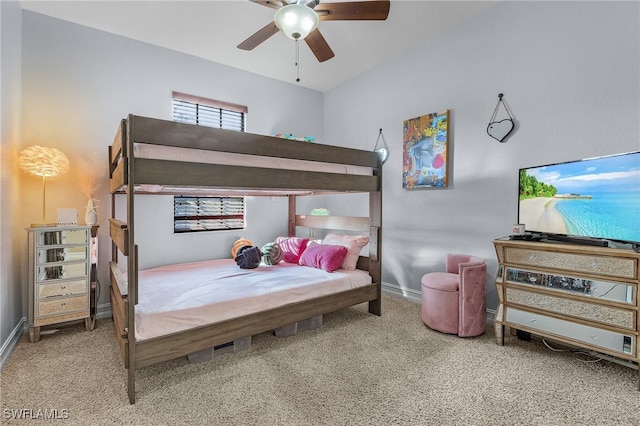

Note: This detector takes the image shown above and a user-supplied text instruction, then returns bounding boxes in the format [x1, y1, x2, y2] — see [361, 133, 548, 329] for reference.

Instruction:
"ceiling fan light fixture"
[274, 3, 319, 40]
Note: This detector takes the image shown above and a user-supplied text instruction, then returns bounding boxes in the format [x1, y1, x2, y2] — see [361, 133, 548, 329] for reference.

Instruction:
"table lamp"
[18, 145, 70, 227]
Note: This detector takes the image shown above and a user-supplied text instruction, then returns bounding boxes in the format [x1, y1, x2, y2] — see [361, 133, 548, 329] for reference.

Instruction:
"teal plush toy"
[261, 242, 284, 265]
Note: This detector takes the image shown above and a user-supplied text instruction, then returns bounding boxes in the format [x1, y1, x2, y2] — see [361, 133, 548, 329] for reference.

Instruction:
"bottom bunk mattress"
[118, 259, 373, 341]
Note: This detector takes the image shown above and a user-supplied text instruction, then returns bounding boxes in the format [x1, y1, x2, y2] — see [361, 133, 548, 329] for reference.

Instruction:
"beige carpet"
[2, 295, 639, 425]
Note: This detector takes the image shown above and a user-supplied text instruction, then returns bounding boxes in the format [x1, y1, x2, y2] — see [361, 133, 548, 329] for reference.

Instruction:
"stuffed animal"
[234, 245, 262, 269]
[261, 242, 283, 265]
[231, 238, 253, 258]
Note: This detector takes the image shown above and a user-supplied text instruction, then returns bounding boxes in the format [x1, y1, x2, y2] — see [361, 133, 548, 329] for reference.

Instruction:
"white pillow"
[321, 233, 369, 271]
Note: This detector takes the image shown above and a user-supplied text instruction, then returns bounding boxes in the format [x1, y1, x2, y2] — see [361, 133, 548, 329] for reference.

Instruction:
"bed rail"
[111, 118, 125, 165]
[134, 285, 379, 368]
[131, 158, 378, 192]
[109, 218, 129, 256]
[109, 121, 127, 193]
[108, 115, 381, 195]
[295, 214, 370, 233]
[128, 115, 378, 167]
[109, 261, 129, 367]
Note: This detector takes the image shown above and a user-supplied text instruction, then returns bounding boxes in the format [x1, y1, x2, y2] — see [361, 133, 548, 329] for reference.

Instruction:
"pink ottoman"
[421, 254, 487, 337]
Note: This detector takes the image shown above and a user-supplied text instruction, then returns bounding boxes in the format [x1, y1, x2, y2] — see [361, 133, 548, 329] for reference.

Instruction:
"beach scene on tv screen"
[519, 152, 640, 243]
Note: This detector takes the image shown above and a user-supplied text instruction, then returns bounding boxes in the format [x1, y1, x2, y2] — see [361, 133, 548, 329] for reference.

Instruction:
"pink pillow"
[299, 243, 348, 272]
[275, 236, 309, 263]
[321, 234, 369, 271]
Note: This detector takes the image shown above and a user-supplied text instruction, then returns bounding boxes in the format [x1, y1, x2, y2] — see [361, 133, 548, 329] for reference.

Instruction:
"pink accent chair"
[421, 254, 487, 337]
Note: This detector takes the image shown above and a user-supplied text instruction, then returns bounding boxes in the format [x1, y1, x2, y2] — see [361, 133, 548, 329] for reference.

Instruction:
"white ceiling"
[20, 0, 499, 92]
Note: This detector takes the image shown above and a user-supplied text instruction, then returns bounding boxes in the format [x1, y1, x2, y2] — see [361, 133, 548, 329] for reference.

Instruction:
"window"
[171, 92, 248, 233]
[172, 91, 247, 131]
[174, 196, 245, 233]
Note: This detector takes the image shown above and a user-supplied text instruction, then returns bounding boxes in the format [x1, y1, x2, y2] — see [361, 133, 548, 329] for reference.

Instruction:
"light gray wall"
[1, 0, 24, 365]
[120, 195, 291, 269]
[323, 1, 640, 308]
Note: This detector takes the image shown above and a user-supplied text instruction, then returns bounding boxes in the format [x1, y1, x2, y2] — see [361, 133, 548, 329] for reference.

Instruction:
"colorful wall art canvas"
[402, 110, 450, 189]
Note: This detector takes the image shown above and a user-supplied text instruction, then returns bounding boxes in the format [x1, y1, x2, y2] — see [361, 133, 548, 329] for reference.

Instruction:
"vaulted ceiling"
[20, 1, 499, 92]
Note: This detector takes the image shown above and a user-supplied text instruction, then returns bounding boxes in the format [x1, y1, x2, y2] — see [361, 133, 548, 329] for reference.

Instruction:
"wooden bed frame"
[108, 114, 382, 403]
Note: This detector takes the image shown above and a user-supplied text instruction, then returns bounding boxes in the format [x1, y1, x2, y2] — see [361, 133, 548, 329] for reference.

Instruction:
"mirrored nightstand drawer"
[39, 229, 88, 246]
[37, 295, 87, 317]
[38, 279, 88, 298]
[37, 263, 87, 281]
[37, 246, 88, 264]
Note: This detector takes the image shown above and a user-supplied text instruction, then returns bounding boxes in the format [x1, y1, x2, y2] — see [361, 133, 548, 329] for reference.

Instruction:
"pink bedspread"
[122, 259, 372, 341]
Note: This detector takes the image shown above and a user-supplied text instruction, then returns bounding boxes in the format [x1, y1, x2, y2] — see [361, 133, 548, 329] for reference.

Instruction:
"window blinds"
[174, 196, 245, 233]
[171, 92, 248, 233]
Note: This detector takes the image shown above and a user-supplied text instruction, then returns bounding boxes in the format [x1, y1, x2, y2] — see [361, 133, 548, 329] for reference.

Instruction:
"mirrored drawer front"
[505, 267, 634, 304]
[37, 246, 88, 265]
[38, 263, 87, 281]
[38, 229, 88, 246]
[37, 295, 87, 317]
[504, 248, 636, 279]
[38, 279, 88, 299]
[505, 288, 635, 330]
[506, 307, 634, 356]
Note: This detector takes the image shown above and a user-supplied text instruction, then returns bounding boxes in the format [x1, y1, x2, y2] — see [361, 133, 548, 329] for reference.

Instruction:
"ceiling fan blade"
[315, 0, 390, 21]
[237, 22, 280, 50]
[305, 28, 335, 62]
[250, 0, 284, 10]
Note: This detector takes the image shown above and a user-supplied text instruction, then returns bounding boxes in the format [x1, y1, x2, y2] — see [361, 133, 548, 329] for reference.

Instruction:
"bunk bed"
[108, 114, 383, 403]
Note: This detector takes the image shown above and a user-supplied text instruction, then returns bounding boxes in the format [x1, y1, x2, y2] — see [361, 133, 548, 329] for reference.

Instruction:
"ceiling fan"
[237, 0, 391, 63]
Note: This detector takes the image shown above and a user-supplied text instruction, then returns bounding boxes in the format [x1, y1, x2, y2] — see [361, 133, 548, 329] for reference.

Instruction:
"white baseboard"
[382, 282, 422, 304]
[383, 281, 495, 323]
[96, 303, 112, 320]
[0, 317, 26, 371]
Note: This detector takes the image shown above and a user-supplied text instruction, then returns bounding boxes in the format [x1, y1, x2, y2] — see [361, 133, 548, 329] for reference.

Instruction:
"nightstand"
[27, 226, 96, 342]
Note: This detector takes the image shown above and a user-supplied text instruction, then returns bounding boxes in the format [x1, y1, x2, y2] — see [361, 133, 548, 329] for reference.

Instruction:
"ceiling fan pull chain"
[295, 39, 301, 82]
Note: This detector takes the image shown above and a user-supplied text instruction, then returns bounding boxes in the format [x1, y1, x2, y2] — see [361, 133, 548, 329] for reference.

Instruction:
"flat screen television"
[518, 151, 640, 248]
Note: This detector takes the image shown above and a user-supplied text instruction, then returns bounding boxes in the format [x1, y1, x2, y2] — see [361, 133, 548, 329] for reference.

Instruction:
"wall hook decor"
[373, 128, 389, 164]
[487, 93, 515, 143]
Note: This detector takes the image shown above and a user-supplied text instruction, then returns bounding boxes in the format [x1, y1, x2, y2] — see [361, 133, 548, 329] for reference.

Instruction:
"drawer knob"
[530, 318, 537, 324]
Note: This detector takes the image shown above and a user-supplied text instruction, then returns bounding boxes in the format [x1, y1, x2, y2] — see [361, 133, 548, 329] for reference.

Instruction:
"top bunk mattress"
[134, 143, 373, 176]
[125, 258, 372, 341]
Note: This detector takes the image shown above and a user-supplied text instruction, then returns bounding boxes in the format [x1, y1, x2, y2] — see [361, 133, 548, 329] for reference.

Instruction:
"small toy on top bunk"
[273, 133, 315, 142]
